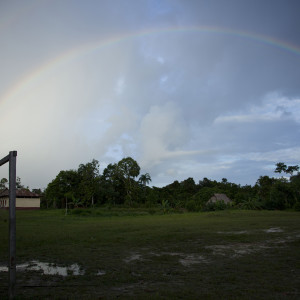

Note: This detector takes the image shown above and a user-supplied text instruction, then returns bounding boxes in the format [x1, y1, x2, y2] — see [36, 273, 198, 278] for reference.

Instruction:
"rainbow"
[1, 26, 300, 109]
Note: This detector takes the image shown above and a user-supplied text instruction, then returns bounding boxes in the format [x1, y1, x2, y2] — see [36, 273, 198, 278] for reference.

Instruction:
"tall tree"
[256, 175, 275, 203]
[101, 163, 126, 204]
[117, 157, 140, 202]
[77, 159, 100, 206]
[290, 173, 300, 203]
[44, 169, 81, 208]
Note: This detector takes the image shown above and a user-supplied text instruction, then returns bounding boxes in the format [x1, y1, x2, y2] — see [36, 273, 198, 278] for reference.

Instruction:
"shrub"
[294, 201, 300, 211]
[72, 208, 92, 215]
[237, 197, 263, 210]
[185, 199, 198, 212]
[147, 208, 157, 215]
[203, 200, 228, 211]
[161, 199, 170, 214]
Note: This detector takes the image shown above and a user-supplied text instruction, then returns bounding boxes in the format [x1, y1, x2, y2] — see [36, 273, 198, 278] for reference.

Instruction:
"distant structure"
[208, 193, 232, 204]
[0, 188, 40, 209]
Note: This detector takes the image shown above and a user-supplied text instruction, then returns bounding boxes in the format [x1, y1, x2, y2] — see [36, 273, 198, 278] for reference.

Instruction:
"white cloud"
[214, 93, 300, 124]
[114, 77, 126, 95]
[138, 102, 189, 166]
[157, 56, 165, 64]
[242, 147, 300, 163]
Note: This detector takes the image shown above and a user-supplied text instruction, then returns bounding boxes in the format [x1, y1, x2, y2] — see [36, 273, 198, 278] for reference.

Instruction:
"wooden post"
[9, 151, 17, 299]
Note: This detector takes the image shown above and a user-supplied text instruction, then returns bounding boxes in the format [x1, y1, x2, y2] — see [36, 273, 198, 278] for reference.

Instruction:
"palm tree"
[139, 173, 152, 186]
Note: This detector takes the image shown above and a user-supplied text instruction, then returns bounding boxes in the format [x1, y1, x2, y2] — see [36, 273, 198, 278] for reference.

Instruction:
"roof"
[0, 188, 40, 198]
[208, 193, 232, 204]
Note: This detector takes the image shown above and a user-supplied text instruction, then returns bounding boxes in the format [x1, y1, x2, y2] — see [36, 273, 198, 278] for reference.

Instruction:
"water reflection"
[0, 261, 84, 276]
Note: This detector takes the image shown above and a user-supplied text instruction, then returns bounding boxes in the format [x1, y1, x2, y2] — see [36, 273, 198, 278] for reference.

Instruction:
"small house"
[0, 188, 40, 210]
[208, 193, 232, 204]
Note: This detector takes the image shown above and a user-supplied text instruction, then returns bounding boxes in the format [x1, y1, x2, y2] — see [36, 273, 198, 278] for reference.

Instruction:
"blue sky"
[0, 0, 300, 189]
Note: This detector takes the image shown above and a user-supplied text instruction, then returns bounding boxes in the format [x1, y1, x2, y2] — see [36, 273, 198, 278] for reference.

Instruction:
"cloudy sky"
[1, 0, 300, 189]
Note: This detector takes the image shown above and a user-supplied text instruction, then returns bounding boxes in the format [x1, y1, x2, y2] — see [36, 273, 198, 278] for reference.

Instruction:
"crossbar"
[0, 154, 10, 167]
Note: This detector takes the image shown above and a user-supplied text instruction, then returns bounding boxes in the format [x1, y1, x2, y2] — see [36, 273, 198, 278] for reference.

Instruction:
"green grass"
[0, 209, 299, 299]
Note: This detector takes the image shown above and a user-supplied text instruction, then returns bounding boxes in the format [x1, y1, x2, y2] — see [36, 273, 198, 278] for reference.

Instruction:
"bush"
[263, 196, 285, 210]
[71, 208, 92, 215]
[237, 197, 263, 210]
[203, 200, 228, 211]
[185, 199, 198, 212]
[145, 190, 160, 206]
[294, 201, 300, 211]
[161, 199, 170, 214]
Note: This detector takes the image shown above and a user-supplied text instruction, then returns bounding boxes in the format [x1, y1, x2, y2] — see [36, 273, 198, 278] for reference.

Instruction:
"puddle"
[0, 266, 8, 272]
[205, 244, 258, 257]
[163, 252, 183, 256]
[124, 253, 143, 263]
[264, 227, 283, 233]
[205, 239, 289, 258]
[146, 251, 210, 266]
[206, 244, 234, 256]
[0, 261, 84, 276]
[179, 255, 209, 266]
[97, 270, 106, 276]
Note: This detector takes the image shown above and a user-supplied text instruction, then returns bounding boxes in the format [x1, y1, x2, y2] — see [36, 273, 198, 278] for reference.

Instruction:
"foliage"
[294, 201, 300, 211]
[138, 173, 151, 186]
[100, 163, 125, 205]
[237, 197, 263, 210]
[161, 199, 170, 214]
[71, 208, 92, 215]
[1, 176, 27, 190]
[191, 187, 220, 209]
[185, 199, 198, 212]
[275, 162, 299, 175]
[145, 188, 160, 207]
[203, 200, 229, 211]
[16, 176, 25, 189]
[0, 177, 8, 189]
[41, 159, 300, 211]
[117, 157, 140, 203]
[77, 159, 100, 206]
[290, 172, 300, 203]
[44, 169, 81, 208]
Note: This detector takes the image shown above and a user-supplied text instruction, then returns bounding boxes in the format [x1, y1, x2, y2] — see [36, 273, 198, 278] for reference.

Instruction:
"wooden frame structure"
[0, 151, 17, 299]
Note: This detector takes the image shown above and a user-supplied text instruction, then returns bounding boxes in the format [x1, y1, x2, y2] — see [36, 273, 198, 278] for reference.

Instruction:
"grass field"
[0, 209, 299, 299]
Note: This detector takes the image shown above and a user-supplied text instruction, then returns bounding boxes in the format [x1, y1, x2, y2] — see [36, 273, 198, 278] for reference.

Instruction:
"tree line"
[43, 157, 152, 209]
[1, 158, 299, 211]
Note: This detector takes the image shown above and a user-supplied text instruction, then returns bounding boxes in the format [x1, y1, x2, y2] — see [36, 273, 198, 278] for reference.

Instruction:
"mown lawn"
[0, 209, 299, 299]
